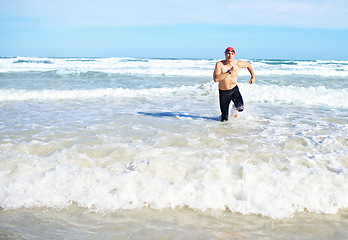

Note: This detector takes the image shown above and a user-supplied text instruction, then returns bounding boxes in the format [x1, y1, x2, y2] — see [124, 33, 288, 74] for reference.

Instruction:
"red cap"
[225, 47, 235, 53]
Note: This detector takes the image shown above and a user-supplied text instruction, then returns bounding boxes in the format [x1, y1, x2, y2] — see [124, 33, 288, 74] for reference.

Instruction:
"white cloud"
[1, 0, 348, 29]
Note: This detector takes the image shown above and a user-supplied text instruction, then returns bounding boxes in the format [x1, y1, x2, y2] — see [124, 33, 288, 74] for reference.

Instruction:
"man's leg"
[219, 90, 232, 122]
[231, 86, 244, 118]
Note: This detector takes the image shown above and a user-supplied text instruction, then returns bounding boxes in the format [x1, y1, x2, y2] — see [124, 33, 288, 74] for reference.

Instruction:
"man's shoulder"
[216, 60, 226, 66]
[236, 60, 250, 67]
[235, 60, 243, 65]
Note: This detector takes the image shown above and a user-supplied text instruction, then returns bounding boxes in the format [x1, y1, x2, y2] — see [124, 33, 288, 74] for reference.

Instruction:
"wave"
[1, 83, 347, 108]
[242, 84, 348, 108]
[1, 57, 348, 77]
[0, 86, 199, 101]
[1, 142, 347, 219]
[13, 59, 53, 64]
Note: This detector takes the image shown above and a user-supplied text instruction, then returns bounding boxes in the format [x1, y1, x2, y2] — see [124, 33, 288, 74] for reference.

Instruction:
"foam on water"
[0, 86, 196, 101]
[1, 82, 347, 108]
[1, 112, 347, 219]
[0, 56, 347, 219]
[1, 57, 348, 77]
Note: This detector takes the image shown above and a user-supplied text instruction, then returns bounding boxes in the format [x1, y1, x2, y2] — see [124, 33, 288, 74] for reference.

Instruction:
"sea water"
[0, 57, 347, 239]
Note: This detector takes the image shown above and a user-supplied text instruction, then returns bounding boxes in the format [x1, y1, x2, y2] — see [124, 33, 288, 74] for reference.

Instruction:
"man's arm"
[213, 61, 229, 82]
[240, 61, 255, 84]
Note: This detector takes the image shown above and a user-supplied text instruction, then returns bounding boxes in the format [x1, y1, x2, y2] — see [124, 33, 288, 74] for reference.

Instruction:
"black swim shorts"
[219, 85, 244, 122]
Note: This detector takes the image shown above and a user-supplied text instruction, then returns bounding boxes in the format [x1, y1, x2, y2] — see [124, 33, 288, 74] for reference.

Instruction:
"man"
[213, 47, 255, 121]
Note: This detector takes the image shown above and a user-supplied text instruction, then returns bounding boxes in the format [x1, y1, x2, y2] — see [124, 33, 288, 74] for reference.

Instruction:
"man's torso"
[218, 60, 242, 90]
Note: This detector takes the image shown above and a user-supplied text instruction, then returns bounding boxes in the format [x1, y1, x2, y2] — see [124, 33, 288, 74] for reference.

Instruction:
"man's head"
[225, 47, 235, 54]
[225, 47, 235, 60]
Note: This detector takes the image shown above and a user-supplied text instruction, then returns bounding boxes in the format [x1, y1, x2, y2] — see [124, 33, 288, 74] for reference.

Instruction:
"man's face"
[225, 51, 235, 60]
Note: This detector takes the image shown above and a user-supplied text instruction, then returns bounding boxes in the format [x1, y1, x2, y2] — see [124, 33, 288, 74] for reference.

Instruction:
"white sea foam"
[1, 137, 347, 219]
[1, 57, 348, 77]
[241, 83, 348, 108]
[0, 85, 199, 101]
[1, 83, 347, 109]
[0, 56, 347, 220]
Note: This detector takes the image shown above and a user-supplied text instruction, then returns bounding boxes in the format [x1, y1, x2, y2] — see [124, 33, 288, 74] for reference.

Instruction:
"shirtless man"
[213, 47, 255, 121]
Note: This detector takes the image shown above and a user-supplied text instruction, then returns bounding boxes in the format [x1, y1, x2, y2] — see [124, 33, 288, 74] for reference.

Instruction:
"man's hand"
[249, 77, 255, 84]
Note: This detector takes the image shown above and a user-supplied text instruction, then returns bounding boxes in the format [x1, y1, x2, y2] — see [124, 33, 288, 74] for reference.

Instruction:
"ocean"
[0, 57, 347, 239]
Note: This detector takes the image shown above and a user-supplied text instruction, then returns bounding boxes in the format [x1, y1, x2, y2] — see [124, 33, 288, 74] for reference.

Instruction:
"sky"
[1, 0, 348, 60]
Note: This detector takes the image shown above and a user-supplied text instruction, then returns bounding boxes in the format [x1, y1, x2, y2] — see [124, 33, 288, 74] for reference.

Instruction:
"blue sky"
[1, 0, 348, 60]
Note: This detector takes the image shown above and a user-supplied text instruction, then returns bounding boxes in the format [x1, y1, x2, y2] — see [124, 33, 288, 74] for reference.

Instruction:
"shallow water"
[0, 57, 347, 238]
[1, 207, 348, 239]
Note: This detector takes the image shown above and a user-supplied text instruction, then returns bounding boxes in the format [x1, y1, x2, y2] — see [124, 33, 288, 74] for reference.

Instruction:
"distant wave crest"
[1, 57, 348, 77]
